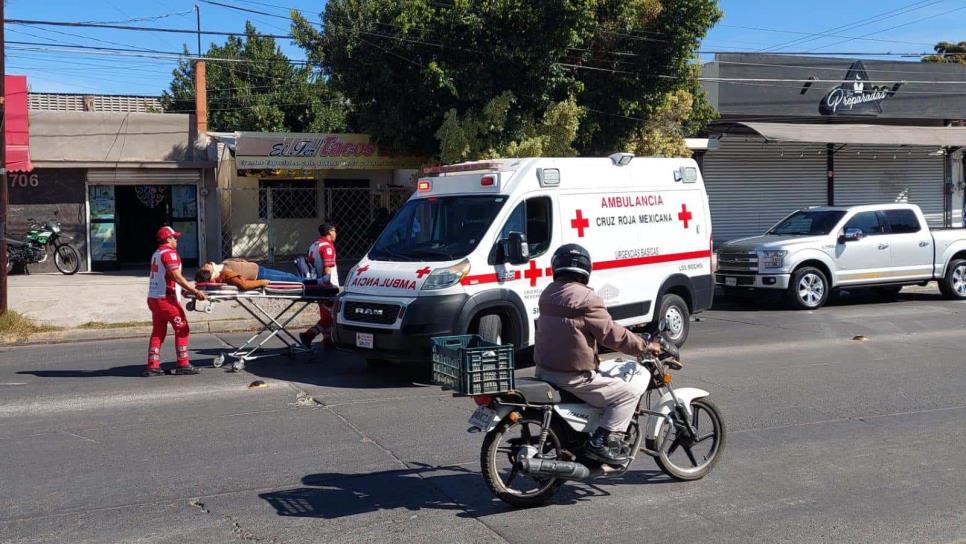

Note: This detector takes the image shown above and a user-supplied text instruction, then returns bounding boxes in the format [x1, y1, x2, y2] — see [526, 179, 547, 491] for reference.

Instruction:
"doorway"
[91, 184, 198, 268]
[115, 185, 169, 264]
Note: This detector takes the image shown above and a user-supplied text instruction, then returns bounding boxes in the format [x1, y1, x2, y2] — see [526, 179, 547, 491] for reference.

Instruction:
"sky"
[5, 0, 965, 96]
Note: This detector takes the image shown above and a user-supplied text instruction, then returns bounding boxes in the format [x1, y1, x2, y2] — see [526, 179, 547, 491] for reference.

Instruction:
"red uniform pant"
[303, 302, 333, 342]
[147, 296, 190, 368]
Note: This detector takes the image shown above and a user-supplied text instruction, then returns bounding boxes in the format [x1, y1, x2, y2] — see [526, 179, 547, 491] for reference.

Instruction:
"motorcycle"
[5, 216, 80, 275]
[468, 322, 725, 507]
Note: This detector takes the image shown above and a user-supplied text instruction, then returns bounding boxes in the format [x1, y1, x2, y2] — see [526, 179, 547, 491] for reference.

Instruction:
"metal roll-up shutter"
[833, 146, 945, 227]
[702, 137, 827, 241]
[87, 169, 201, 184]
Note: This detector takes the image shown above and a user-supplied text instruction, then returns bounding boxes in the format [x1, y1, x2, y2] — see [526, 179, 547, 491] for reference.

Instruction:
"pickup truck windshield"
[369, 195, 508, 262]
[768, 210, 847, 236]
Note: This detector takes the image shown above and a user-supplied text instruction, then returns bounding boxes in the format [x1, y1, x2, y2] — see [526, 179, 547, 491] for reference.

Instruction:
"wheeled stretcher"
[186, 281, 338, 371]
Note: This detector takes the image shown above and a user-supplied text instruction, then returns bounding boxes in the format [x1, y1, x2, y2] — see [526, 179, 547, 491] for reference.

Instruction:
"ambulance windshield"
[369, 195, 508, 262]
[768, 210, 847, 236]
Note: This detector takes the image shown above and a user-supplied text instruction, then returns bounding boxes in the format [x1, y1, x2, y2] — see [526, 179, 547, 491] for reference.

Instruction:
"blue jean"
[256, 267, 303, 282]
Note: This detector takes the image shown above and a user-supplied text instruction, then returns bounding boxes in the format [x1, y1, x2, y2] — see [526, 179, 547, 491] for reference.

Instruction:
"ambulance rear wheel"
[649, 294, 690, 347]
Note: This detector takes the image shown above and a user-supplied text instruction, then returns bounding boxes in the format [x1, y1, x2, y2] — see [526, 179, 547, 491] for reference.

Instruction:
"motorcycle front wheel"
[655, 398, 726, 481]
[5, 249, 15, 275]
[53, 244, 80, 275]
[481, 414, 566, 508]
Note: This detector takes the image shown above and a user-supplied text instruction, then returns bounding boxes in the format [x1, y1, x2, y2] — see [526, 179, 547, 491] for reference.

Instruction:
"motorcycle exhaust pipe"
[518, 458, 590, 481]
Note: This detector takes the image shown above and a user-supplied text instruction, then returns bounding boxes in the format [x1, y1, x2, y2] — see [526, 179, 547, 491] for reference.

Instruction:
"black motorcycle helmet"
[551, 244, 592, 283]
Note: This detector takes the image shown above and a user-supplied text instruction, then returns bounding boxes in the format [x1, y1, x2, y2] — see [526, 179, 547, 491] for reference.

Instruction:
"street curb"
[0, 316, 320, 346]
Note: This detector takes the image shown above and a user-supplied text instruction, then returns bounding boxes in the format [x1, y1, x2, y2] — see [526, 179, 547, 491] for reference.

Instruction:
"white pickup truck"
[715, 204, 966, 309]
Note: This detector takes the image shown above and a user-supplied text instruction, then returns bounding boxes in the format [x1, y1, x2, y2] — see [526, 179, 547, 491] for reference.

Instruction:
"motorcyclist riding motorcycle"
[535, 244, 663, 465]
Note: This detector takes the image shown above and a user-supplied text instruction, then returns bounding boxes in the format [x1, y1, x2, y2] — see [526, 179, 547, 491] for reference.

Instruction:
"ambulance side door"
[492, 193, 558, 343]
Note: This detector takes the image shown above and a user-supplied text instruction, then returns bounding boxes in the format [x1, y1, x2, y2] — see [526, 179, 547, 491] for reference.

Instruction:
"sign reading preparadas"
[235, 132, 421, 170]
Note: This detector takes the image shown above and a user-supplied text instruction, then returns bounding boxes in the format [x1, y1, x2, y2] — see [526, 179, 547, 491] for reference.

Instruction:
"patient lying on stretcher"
[194, 259, 304, 291]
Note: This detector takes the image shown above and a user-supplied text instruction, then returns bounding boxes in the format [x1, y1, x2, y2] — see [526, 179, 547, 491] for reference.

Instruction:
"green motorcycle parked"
[5, 217, 80, 275]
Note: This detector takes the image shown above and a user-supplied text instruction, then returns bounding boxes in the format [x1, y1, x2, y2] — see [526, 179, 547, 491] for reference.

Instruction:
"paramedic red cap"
[156, 226, 182, 241]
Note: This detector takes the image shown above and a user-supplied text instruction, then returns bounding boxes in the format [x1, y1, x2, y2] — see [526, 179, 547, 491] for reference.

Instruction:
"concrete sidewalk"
[8, 270, 321, 330]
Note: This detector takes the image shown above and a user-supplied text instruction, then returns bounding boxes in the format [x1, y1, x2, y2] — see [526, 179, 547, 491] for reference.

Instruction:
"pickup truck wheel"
[788, 267, 829, 310]
[939, 259, 966, 300]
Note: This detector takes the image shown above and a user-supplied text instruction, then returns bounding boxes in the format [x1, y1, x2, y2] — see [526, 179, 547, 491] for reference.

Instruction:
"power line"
[7, 19, 294, 40]
[759, 0, 943, 51]
[810, 4, 966, 52]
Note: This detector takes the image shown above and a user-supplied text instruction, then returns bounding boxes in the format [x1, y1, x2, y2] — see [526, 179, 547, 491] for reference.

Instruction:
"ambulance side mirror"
[504, 231, 529, 265]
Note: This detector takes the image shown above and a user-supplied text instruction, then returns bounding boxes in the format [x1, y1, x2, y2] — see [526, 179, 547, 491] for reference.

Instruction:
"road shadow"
[712, 287, 946, 312]
[191, 345, 428, 390]
[17, 364, 154, 378]
[259, 463, 673, 520]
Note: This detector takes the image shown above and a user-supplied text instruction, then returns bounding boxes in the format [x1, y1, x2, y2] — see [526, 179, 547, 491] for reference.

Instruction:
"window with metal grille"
[258, 180, 318, 219]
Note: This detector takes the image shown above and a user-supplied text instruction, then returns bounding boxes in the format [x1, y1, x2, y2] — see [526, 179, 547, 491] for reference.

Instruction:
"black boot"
[143, 367, 164, 377]
[584, 428, 629, 465]
[172, 364, 200, 375]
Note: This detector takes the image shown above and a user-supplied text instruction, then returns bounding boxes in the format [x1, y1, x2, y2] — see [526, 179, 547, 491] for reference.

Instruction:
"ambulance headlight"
[421, 259, 471, 291]
[759, 250, 787, 269]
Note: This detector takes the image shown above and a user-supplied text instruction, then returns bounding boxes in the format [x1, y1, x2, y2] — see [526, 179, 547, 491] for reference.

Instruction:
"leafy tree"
[161, 21, 347, 133]
[292, 0, 720, 160]
[922, 41, 966, 64]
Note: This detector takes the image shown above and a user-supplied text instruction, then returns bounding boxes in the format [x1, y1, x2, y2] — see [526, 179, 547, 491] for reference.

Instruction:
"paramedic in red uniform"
[145, 226, 207, 377]
[300, 223, 339, 350]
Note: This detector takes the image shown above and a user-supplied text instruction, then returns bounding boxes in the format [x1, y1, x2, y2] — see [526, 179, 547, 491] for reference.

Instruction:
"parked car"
[334, 153, 714, 366]
[715, 204, 966, 309]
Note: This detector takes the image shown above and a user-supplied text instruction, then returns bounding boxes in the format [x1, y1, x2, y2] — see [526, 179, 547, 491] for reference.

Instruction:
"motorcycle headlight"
[759, 250, 787, 269]
[421, 259, 471, 291]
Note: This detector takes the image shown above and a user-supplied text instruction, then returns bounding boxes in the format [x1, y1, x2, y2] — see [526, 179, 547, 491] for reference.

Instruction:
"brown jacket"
[535, 281, 647, 373]
[218, 269, 269, 290]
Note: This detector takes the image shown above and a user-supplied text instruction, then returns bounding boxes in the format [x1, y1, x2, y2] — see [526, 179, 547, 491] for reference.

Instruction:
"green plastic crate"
[431, 335, 515, 395]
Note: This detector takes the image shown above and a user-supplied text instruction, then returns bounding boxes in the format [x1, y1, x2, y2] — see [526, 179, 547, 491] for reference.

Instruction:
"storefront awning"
[737, 122, 966, 147]
[5, 75, 33, 172]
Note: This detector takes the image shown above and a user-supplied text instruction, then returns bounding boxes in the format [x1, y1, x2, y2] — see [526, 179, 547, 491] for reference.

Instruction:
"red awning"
[5, 75, 32, 172]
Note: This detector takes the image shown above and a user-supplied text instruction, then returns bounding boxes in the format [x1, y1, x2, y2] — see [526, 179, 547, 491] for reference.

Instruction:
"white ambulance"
[333, 154, 714, 365]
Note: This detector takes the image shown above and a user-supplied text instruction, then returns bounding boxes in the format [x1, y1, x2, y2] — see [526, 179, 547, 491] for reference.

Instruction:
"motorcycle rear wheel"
[53, 244, 80, 275]
[481, 414, 566, 508]
[655, 398, 726, 481]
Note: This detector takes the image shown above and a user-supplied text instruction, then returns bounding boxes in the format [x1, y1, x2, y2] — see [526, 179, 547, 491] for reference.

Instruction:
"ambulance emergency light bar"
[422, 160, 506, 176]
[416, 173, 500, 192]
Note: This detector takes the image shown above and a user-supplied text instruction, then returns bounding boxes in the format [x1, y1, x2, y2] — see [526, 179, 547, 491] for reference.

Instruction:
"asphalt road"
[1, 289, 964, 544]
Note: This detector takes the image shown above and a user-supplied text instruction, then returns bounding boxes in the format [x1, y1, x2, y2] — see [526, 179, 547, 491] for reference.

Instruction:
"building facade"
[212, 132, 420, 266]
[10, 103, 216, 272]
[701, 53, 966, 241]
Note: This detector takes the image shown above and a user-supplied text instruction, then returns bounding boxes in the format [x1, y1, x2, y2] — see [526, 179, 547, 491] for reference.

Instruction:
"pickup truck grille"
[716, 251, 758, 272]
[342, 301, 400, 325]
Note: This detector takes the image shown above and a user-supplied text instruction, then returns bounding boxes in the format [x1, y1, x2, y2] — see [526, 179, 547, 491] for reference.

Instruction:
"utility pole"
[1, 0, 8, 315]
[194, 4, 201, 57]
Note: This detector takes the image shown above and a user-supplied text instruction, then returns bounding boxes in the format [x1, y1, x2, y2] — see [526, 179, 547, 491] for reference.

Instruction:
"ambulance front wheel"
[649, 294, 690, 347]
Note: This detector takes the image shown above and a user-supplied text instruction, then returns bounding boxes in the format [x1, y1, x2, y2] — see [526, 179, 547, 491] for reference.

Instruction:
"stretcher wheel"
[231, 361, 245, 372]
[212, 354, 225, 368]
[204, 303, 213, 314]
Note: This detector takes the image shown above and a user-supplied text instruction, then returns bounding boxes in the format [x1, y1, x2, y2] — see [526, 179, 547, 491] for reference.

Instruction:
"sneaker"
[298, 332, 313, 349]
[583, 431, 629, 465]
[172, 365, 200, 375]
[143, 367, 165, 377]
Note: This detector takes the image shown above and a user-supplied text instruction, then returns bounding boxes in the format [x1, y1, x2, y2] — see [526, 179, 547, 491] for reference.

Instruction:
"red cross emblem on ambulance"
[415, 266, 432, 278]
[678, 204, 693, 229]
[523, 260, 543, 287]
[570, 209, 589, 238]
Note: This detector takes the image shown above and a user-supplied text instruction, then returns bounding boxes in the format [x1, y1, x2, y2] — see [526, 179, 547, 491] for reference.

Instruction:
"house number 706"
[9, 173, 39, 188]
